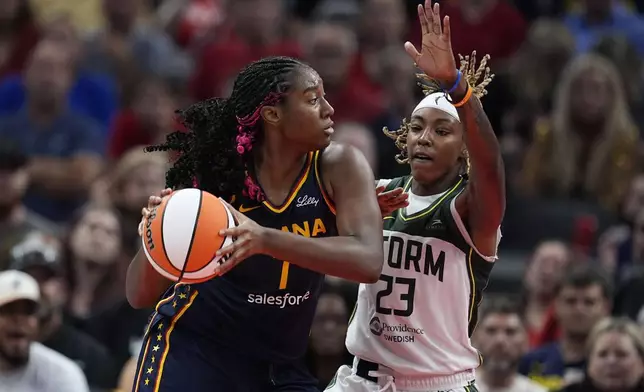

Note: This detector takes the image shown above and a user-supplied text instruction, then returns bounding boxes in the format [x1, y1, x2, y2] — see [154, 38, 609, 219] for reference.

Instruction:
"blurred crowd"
[0, 0, 644, 391]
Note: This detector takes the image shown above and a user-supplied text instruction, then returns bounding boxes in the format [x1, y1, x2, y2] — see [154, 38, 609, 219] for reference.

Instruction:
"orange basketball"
[141, 188, 235, 283]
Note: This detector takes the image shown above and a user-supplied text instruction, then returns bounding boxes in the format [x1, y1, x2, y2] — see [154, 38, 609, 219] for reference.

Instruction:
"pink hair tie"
[235, 92, 283, 126]
[237, 135, 251, 145]
[243, 174, 263, 201]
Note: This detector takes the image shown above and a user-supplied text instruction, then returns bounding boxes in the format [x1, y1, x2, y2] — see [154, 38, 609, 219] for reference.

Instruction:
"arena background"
[0, 0, 643, 391]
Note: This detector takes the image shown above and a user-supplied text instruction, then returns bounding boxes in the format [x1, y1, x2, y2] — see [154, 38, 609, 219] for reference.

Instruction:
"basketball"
[141, 188, 235, 283]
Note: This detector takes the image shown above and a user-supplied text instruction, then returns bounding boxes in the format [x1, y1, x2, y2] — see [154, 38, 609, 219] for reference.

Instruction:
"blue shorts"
[131, 322, 318, 392]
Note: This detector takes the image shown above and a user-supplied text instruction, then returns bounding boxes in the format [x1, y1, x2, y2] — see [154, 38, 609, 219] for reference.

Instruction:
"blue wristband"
[444, 70, 462, 94]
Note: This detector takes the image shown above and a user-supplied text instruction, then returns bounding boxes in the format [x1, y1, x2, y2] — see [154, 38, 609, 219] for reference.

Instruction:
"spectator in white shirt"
[0, 270, 89, 392]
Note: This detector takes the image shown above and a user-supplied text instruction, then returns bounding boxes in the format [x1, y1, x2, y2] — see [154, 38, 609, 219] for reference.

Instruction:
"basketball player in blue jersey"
[327, 2, 505, 392]
[125, 56, 385, 391]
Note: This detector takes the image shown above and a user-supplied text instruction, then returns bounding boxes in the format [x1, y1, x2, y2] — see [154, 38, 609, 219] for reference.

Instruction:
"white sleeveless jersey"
[346, 176, 500, 376]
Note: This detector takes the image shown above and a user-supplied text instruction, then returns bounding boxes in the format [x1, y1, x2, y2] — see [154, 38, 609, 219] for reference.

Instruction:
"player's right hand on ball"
[138, 188, 173, 237]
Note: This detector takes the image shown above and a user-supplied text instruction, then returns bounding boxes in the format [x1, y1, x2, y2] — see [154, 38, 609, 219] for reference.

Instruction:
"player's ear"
[260, 105, 281, 126]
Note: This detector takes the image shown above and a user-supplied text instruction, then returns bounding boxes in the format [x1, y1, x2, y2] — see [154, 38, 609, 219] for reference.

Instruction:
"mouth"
[5, 330, 29, 344]
[323, 122, 335, 136]
[411, 152, 434, 162]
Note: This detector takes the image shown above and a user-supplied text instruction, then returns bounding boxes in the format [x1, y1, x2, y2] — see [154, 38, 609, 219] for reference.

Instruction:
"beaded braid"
[147, 56, 308, 202]
[383, 51, 494, 167]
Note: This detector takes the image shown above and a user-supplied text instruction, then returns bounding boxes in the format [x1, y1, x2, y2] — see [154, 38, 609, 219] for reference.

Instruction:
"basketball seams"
[180, 203, 235, 282]
[141, 236, 179, 281]
[143, 188, 234, 284]
[148, 194, 182, 274]
[162, 189, 202, 270]
[183, 192, 226, 273]
[179, 190, 203, 280]
[159, 192, 178, 272]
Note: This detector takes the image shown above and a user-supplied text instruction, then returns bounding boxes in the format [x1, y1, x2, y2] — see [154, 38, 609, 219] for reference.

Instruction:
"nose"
[416, 128, 433, 146]
[605, 354, 619, 365]
[321, 97, 334, 118]
[490, 334, 507, 348]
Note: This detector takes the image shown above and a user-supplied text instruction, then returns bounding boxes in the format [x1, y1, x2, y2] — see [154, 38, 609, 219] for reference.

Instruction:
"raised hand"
[404, 0, 458, 85]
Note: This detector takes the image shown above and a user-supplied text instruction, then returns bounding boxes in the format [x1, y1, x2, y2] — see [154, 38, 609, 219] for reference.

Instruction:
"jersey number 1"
[279, 261, 290, 289]
[375, 274, 416, 317]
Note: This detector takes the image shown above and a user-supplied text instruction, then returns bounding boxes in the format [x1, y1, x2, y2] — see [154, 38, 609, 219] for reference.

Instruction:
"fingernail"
[219, 230, 225, 235]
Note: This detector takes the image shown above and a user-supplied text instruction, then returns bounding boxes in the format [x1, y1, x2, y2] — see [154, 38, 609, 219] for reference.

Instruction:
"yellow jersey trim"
[263, 152, 314, 214]
[153, 291, 198, 391]
[313, 150, 336, 215]
[398, 177, 463, 222]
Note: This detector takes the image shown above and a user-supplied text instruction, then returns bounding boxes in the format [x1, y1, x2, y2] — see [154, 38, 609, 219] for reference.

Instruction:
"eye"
[309, 97, 319, 105]
[435, 128, 450, 136]
[409, 125, 423, 132]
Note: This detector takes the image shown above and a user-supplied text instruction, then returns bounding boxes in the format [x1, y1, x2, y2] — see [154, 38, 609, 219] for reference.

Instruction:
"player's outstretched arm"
[451, 64, 505, 253]
[404, 1, 505, 256]
[126, 191, 174, 309]
[218, 143, 384, 283]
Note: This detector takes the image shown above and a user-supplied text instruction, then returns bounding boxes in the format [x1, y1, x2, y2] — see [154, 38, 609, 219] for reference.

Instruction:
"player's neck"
[411, 165, 461, 196]
[255, 139, 309, 192]
[479, 367, 515, 389]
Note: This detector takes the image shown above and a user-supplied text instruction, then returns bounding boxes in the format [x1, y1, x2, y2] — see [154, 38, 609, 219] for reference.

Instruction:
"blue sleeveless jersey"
[148, 150, 337, 361]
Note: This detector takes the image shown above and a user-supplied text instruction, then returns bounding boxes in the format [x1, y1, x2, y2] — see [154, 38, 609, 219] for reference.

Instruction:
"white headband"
[412, 92, 460, 122]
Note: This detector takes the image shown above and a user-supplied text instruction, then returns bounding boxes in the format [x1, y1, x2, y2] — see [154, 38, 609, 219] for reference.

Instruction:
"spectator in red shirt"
[158, 0, 226, 48]
[190, 0, 301, 99]
[108, 77, 180, 160]
[522, 241, 573, 348]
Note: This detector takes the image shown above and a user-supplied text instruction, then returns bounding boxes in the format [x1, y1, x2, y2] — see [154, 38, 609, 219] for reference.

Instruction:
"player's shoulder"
[382, 176, 409, 191]
[320, 141, 362, 166]
[320, 142, 373, 184]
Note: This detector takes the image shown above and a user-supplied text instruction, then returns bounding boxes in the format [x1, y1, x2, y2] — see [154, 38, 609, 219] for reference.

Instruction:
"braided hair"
[383, 51, 494, 165]
[147, 56, 309, 202]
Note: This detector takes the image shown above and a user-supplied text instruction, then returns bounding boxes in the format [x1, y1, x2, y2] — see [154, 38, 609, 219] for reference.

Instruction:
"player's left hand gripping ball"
[215, 199, 267, 275]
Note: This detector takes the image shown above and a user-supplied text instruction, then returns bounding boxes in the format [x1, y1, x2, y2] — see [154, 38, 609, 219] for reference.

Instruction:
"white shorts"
[325, 360, 479, 392]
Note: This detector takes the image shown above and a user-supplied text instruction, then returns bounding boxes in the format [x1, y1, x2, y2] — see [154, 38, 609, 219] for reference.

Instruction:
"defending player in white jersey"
[326, 2, 505, 392]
